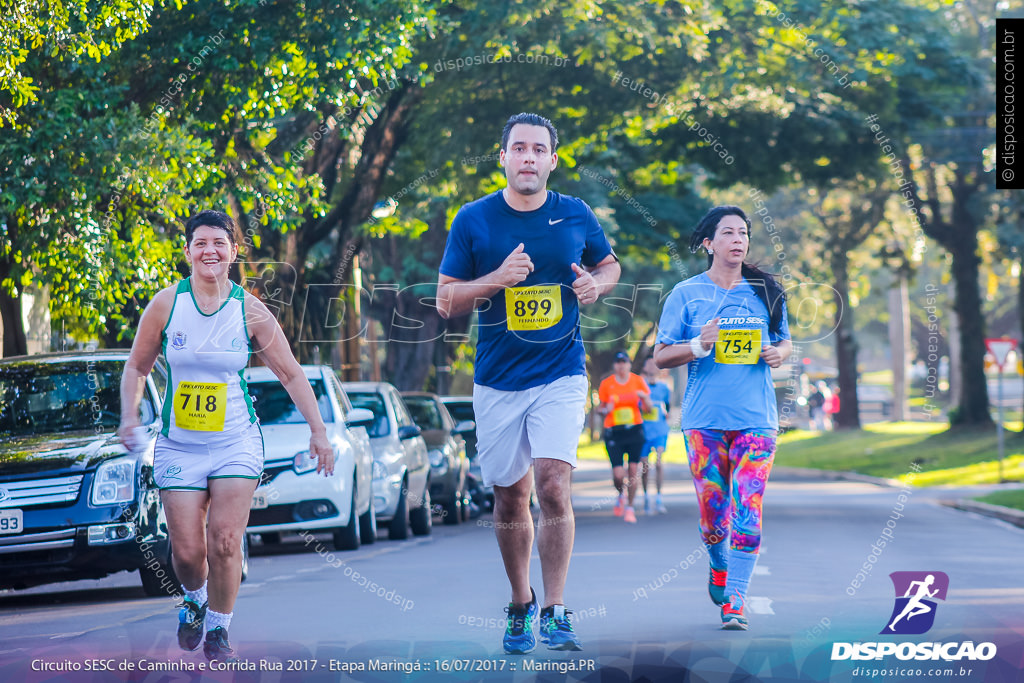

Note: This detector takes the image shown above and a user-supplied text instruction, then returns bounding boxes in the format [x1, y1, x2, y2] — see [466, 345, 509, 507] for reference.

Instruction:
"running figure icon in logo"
[881, 571, 949, 635]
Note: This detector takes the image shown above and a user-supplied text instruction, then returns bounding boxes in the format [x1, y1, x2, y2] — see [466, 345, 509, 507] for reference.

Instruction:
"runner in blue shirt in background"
[640, 357, 671, 515]
[436, 113, 621, 653]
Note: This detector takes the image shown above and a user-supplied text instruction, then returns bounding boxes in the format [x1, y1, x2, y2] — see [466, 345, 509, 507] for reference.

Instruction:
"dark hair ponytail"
[689, 205, 787, 336]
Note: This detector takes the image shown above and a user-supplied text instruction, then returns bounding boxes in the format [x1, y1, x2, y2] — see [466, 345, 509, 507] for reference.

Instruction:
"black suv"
[0, 351, 177, 596]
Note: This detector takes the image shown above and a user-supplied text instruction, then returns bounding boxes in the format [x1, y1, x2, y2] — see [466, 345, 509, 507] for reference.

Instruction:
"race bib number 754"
[173, 381, 227, 431]
[716, 329, 762, 365]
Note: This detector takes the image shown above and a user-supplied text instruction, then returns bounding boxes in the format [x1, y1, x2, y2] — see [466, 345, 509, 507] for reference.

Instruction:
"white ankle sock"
[206, 609, 232, 632]
[184, 582, 207, 605]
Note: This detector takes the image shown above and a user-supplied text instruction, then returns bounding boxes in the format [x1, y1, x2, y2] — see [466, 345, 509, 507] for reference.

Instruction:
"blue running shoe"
[177, 598, 207, 651]
[502, 589, 538, 654]
[721, 594, 749, 631]
[539, 604, 583, 651]
[203, 626, 239, 662]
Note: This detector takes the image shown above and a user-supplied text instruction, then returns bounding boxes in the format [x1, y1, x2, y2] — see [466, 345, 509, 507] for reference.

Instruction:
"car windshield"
[403, 397, 444, 431]
[248, 379, 332, 425]
[346, 392, 390, 437]
[443, 401, 474, 424]
[0, 360, 135, 437]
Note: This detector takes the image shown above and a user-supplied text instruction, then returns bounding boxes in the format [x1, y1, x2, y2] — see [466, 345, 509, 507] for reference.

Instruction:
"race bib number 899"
[505, 285, 562, 331]
[173, 381, 227, 431]
[716, 329, 761, 365]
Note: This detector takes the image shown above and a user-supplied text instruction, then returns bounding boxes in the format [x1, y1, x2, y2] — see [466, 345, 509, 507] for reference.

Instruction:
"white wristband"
[690, 336, 711, 358]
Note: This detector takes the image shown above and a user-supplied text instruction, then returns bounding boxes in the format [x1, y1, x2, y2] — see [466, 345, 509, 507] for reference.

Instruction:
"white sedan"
[244, 365, 376, 550]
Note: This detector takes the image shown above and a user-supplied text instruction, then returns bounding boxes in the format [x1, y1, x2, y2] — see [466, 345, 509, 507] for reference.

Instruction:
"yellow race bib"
[642, 406, 660, 421]
[612, 407, 636, 426]
[505, 285, 562, 331]
[716, 329, 762, 365]
[173, 381, 228, 431]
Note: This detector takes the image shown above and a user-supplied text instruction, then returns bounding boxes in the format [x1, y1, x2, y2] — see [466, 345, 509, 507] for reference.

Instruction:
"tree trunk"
[947, 234, 993, 426]
[275, 231, 308, 360]
[905, 165, 991, 427]
[372, 203, 450, 391]
[433, 324, 450, 396]
[831, 250, 861, 429]
[0, 260, 26, 358]
[268, 86, 420, 364]
[888, 271, 910, 421]
[380, 286, 444, 391]
[946, 281, 961, 409]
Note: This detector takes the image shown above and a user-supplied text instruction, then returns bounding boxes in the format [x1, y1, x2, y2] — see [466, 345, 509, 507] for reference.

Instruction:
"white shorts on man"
[472, 374, 588, 487]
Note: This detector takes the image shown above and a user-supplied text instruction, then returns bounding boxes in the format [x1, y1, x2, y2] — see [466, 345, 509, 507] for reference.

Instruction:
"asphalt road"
[1, 459, 1022, 683]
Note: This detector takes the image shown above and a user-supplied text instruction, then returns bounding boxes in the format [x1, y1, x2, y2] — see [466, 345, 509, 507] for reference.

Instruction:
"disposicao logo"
[882, 571, 948, 635]
[831, 571, 997, 663]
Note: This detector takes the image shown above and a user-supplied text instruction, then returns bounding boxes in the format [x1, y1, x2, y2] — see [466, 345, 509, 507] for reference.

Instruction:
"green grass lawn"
[579, 422, 1024, 487]
[973, 489, 1024, 512]
[776, 422, 1024, 485]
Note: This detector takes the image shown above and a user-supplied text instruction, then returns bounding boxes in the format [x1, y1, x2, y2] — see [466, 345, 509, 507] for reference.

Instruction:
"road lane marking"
[747, 596, 774, 614]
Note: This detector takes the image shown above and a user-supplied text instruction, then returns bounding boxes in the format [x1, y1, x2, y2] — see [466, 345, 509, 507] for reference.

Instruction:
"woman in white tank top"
[118, 210, 333, 662]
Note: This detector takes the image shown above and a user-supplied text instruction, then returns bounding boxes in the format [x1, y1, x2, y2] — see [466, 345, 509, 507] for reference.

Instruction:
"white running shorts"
[154, 422, 264, 490]
[473, 374, 588, 488]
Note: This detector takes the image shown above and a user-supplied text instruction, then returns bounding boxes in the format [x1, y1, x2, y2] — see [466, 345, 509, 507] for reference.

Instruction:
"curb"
[939, 498, 1024, 530]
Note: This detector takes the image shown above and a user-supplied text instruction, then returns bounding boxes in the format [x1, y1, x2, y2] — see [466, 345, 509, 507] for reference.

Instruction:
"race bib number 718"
[173, 381, 227, 431]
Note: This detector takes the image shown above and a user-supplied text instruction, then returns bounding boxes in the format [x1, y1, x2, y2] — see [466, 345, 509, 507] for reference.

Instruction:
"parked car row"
[0, 351, 481, 598]
[244, 366, 378, 551]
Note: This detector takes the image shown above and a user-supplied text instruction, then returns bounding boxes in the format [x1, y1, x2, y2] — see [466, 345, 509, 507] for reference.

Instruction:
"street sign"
[985, 337, 1018, 482]
[985, 338, 1018, 372]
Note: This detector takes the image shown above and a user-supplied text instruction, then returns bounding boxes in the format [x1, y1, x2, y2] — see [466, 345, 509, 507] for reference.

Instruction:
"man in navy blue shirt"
[437, 112, 620, 653]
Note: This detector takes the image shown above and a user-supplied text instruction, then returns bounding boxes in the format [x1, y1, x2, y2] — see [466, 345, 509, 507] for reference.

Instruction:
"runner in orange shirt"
[597, 352, 652, 523]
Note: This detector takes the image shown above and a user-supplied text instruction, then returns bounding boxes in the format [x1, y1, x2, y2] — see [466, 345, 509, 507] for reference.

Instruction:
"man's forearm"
[437, 275, 504, 319]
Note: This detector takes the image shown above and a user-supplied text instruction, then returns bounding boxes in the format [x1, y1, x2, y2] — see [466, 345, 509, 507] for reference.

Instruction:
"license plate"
[251, 491, 270, 510]
[0, 509, 23, 535]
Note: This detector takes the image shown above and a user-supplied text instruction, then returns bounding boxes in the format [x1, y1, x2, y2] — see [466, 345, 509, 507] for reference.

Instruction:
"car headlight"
[429, 446, 451, 475]
[372, 460, 388, 479]
[91, 458, 135, 506]
[293, 450, 318, 474]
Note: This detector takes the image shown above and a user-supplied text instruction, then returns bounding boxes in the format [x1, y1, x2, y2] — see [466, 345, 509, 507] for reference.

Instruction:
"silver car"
[342, 382, 431, 540]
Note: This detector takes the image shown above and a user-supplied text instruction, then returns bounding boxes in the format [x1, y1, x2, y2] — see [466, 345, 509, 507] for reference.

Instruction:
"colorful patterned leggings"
[683, 428, 777, 553]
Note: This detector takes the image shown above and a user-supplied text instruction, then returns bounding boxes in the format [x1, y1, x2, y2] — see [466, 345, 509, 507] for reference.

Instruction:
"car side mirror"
[345, 408, 375, 429]
[398, 425, 421, 440]
[452, 420, 476, 436]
